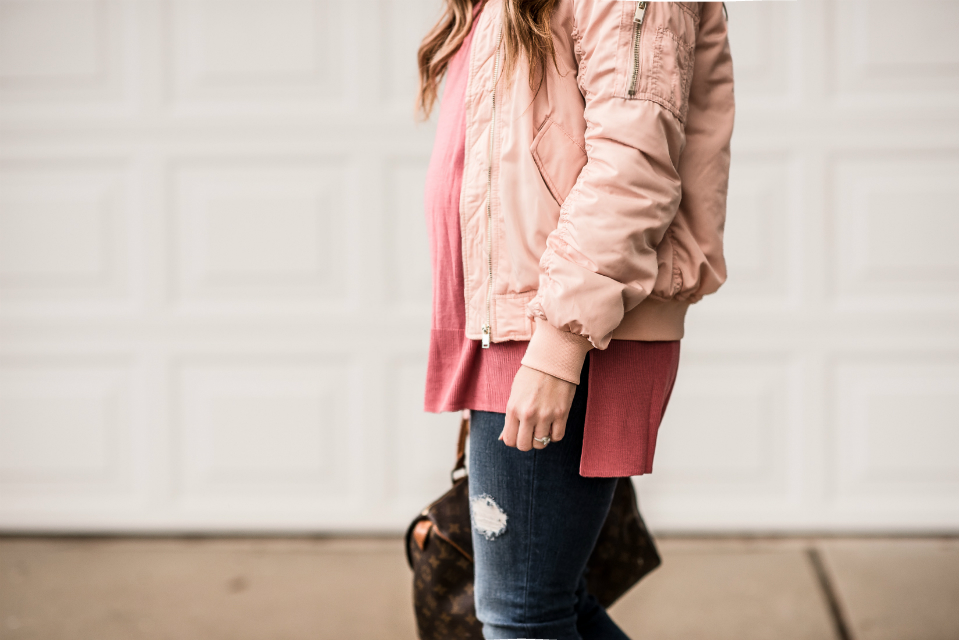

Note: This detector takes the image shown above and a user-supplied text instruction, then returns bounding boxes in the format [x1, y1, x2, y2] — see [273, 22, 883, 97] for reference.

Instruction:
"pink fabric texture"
[422, 4, 681, 477]
[422, 4, 528, 415]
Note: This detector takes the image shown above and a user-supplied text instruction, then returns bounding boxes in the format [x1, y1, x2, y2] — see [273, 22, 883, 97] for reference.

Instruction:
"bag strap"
[451, 412, 469, 483]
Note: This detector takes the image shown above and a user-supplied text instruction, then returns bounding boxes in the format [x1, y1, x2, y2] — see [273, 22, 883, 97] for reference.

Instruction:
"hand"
[499, 365, 577, 451]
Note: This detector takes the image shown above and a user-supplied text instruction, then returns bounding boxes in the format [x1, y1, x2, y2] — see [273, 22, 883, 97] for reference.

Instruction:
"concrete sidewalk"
[1, 536, 957, 640]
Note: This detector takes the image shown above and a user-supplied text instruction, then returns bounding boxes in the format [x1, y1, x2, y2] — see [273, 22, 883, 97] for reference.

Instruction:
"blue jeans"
[468, 354, 631, 640]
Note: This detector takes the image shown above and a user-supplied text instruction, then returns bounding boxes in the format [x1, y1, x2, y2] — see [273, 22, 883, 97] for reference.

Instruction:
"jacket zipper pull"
[481, 324, 491, 349]
[635, 1, 647, 23]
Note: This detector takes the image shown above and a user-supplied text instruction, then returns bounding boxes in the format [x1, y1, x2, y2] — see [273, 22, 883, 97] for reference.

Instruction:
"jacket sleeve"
[521, 2, 732, 385]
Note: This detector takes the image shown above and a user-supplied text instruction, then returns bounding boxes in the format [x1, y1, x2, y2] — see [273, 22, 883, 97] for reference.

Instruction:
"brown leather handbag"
[404, 416, 661, 640]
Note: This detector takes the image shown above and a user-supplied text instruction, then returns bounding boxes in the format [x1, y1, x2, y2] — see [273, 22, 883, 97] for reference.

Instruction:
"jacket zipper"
[627, 1, 647, 97]
[482, 22, 505, 348]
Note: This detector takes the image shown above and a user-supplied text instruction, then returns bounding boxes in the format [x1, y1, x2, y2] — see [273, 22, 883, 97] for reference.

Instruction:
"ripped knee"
[470, 494, 508, 540]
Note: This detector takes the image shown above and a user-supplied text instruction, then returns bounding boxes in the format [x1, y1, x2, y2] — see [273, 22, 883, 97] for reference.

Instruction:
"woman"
[419, 1, 734, 638]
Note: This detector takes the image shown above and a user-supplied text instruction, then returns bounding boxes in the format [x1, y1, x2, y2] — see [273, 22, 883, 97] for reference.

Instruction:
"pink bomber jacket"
[459, 1, 735, 384]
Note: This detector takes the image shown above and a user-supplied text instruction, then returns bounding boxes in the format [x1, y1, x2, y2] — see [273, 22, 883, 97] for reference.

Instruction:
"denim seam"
[522, 449, 538, 636]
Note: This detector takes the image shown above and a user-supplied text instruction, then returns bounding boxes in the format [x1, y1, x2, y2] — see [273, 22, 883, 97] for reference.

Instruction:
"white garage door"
[1, 0, 957, 533]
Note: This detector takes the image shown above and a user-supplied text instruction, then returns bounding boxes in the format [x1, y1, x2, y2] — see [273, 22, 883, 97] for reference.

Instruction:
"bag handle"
[450, 411, 469, 483]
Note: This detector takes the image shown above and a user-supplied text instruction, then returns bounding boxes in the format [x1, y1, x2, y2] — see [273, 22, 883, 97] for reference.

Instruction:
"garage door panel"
[832, 357, 959, 510]
[832, 0, 959, 104]
[831, 153, 959, 310]
[171, 357, 357, 516]
[171, 159, 352, 310]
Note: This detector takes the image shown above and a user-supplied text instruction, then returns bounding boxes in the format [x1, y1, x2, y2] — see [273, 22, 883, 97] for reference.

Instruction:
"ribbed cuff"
[520, 318, 593, 385]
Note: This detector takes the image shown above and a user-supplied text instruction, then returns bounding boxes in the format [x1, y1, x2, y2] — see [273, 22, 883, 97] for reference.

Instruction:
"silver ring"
[533, 435, 551, 446]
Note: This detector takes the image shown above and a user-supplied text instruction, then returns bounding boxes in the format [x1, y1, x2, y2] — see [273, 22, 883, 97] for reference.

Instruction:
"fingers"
[550, 416, 567, 442]
[504, 407, 560, 451]
[501, 366, 578, 451]
[516, 411, 536, 452]
[504, 405, 538, 451]
[501, 406, 520, 448]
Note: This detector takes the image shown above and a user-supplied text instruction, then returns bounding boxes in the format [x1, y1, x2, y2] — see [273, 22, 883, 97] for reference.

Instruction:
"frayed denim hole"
[470, 493, 508, 540]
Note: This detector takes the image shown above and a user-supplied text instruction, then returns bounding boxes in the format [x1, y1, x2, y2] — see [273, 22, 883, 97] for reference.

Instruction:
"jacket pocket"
[648, 27, 696, 123]
[623, 2, 698, 124]
[530, 117, 588, 206]
[651, 227, 680, 298]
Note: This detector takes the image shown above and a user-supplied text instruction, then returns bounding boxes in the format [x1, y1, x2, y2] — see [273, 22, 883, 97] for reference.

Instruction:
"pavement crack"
[807, 547, 854, 640]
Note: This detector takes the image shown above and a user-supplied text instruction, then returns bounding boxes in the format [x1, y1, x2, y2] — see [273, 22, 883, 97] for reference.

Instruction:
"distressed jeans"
[468, 354, 631, 640]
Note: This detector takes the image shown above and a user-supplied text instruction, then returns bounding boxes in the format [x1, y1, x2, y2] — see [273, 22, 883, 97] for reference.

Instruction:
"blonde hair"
[417, 0, 559, 118]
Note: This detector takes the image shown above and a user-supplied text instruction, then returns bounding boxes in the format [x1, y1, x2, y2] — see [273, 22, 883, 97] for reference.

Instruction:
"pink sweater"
[422, 5, 680, 477]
